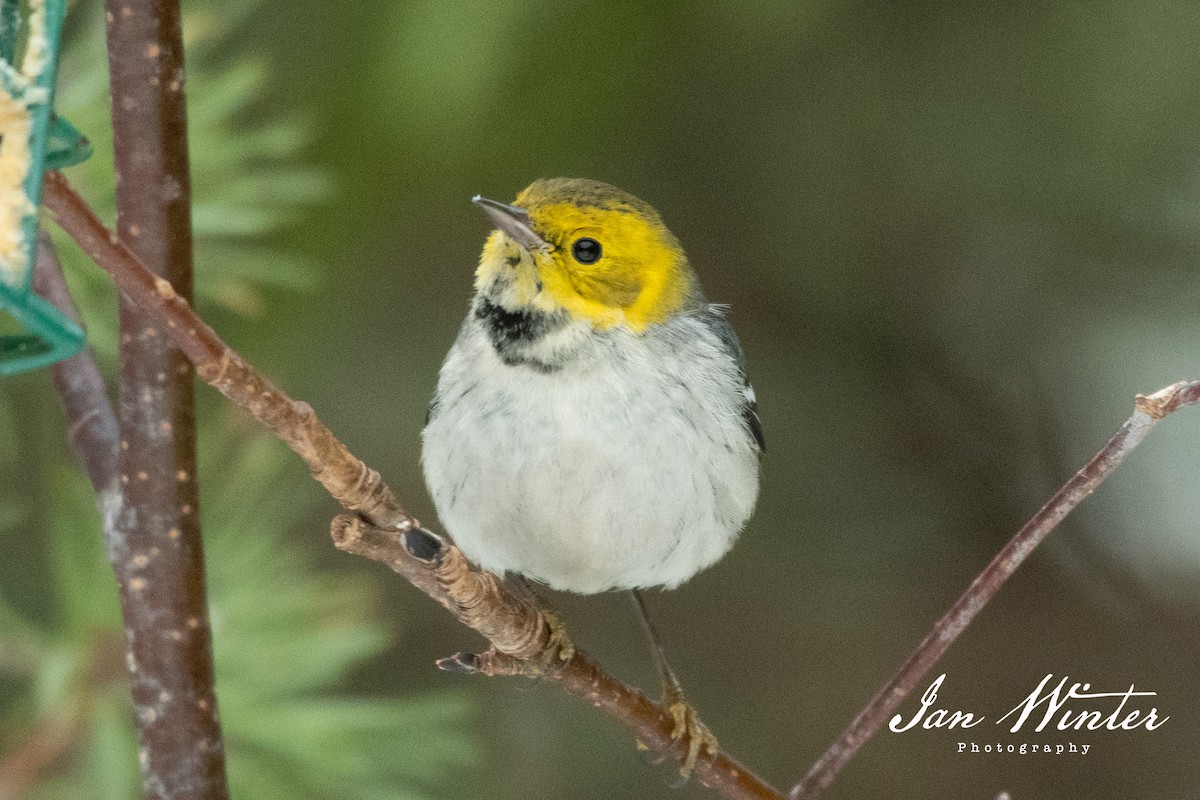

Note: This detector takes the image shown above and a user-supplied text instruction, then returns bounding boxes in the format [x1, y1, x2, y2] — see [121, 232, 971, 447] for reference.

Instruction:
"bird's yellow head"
[473, 179, 699, 332]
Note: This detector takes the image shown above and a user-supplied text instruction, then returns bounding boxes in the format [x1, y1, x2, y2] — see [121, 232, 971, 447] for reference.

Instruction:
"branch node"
[328, 514, 363, 549]
[436, 652, 481, 674]
[196, 353, 231, 386]
[153, 275, 176, 299]
[438, 648, 537, 678]
[403, 527, 445, 562]
[1135, 381, 1188, 419]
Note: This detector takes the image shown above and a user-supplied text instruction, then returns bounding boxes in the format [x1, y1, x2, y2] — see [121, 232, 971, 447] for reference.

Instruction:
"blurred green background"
[4, 0, 1200, 797]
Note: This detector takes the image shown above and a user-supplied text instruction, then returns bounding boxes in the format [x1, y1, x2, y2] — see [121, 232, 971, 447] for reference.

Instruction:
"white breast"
[421, 314, 759, 593]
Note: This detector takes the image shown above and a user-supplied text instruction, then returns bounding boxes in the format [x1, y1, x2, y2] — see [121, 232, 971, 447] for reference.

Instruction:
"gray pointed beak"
[472, 195, 550, 253]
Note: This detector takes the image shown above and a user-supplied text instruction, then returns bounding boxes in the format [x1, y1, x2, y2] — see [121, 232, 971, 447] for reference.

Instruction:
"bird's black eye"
[571, 237, 602, 264]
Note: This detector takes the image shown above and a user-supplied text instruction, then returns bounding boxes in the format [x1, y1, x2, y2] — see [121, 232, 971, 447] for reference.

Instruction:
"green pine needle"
[48, 0, 333, 361]
[2, 421, 477, 799]
[3, 2, 476, 796]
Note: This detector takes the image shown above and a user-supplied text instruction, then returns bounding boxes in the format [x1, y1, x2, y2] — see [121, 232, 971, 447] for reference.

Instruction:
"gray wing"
[699, 305, 765, 455]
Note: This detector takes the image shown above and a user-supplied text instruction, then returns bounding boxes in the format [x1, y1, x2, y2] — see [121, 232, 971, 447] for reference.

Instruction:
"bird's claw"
[505, 576, 576, 671]
[665, 693, 718, 782]
[538, 608, 575, 669]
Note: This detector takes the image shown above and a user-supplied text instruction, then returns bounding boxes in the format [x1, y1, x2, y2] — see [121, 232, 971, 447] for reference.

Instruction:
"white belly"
[421, 319, 759, 593]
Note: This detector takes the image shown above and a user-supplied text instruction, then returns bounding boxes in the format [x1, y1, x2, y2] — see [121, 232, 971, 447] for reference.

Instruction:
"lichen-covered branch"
[42, 169, 784, 800]
[789, 379, 1200, 799]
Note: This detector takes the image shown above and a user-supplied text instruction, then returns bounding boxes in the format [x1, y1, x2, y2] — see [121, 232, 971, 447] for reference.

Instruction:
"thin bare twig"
[42, 169, 785, 800]
[790, 379, 1200, 799]
[102, 1, 227, 796]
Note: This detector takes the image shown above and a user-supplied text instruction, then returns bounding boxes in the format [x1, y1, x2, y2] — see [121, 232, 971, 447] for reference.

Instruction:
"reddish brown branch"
[101, 3, 227, 796]
[790, 379, 1200, 799]
[332, 517, 782, 800]
[43, 170, 783, 799]
[42, 171, 408, 529]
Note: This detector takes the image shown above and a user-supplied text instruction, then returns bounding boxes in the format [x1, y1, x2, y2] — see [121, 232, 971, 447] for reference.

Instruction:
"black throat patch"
[474, 298, 566, 371]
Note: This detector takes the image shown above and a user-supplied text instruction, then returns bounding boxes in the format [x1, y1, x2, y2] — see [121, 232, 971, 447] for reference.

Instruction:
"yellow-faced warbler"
[422, 178, 763, 774]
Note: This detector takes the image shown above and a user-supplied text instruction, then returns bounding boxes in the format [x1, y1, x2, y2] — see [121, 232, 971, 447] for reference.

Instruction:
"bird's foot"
[663, 687, 718, 783]
[503, 575, 575, 669]
[538, 607, 575, 669]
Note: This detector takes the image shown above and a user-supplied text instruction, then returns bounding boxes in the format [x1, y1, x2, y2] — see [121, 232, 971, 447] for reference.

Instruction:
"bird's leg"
[629, 589, 718, 781]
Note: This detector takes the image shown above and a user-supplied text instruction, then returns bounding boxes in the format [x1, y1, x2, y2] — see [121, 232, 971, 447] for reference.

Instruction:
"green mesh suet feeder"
[0, 0, 91, 375]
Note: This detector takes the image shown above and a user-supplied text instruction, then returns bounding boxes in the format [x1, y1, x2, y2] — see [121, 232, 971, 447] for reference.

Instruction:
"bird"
[421, 177, 763, 776]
